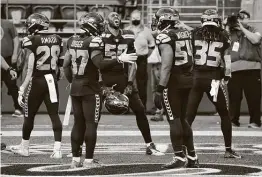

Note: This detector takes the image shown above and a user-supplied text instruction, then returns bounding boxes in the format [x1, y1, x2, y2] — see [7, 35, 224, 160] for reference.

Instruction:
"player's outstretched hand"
[118, 48, 137, 63]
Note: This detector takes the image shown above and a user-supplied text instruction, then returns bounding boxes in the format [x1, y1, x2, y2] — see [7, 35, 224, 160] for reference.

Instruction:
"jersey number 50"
[69, 49, 89, 75]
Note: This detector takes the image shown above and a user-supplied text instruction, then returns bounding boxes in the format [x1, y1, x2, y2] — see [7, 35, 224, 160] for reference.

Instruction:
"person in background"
[1, 55, 17, 80]
[1, 19, 23, 117]
[125, 10, 155, 110]
[224, 10, 262, 128]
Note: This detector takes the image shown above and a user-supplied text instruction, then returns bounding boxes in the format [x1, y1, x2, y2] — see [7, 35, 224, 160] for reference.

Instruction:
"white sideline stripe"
[1, 130, 262, 137]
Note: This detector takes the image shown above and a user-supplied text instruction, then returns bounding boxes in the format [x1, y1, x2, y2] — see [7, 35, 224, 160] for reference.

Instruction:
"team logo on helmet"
[201, 9, 221, 27]
[25, 13, 49, 34]
[78, 12, 105, 36]
[104, 91, 129, 115]
[155, 8, 180, 30]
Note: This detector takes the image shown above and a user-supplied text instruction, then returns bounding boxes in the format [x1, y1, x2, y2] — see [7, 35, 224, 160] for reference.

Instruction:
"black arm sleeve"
[64, 65, 72, 83]
[92, 53, 118, 70]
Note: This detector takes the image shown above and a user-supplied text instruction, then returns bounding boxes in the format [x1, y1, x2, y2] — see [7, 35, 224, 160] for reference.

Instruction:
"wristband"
[7, 67, 15, 72]
[127, 81, 133, 86]
[156, 85, 166, 93]
[99, 81, 105, 87]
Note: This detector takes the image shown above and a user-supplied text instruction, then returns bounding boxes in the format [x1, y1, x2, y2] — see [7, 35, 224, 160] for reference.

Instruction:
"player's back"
[156, 28, 193, 88]
[67, 35, 101, 96]
[22, 34, 63, 77]
[192, 27, 230, 80]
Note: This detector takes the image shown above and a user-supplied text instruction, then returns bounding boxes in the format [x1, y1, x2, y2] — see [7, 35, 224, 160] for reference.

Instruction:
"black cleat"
[161, 156, 188, 169]
[224, 150, 242, 159]
[187, 155, 199, 168]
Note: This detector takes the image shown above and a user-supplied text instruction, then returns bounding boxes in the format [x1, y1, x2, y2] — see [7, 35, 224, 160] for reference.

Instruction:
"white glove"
[18, 87, 25, 107]
[9, 70, 17, 80]
[118, 48, 137, 64]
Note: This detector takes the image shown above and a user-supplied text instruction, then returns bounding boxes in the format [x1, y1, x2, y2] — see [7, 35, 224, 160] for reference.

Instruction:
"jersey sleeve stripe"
[122, 34, 135, 39]
[23, 41, 32, 46]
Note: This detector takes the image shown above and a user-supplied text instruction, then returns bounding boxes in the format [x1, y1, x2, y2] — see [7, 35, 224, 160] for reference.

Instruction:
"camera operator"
[224, 10, 262, 128]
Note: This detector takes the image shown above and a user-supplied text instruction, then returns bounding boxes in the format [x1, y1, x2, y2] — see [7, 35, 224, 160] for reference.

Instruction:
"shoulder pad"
[90, 36, 104, 48]
[22, 36, 33, 47]
[122, 30, 135, 39]
[101, 33, 111, 38]
[55, 34, 63, 46]
[156, 33, 171, 45]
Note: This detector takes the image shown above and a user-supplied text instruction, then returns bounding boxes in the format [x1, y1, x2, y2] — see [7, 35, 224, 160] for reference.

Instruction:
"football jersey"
[192, 28, 230, 80]
[67, 35, 103, 96]
[156, 28, 193, 88]
[101, 28, 135, 75]
[22, 34, 63, 77]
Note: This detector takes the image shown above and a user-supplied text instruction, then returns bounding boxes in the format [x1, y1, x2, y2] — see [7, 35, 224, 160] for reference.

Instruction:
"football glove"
[117, 48, 137, 63]
[154, 91, 163, 110]
[18, 86, 25, 107]
[123, 82, 133, 96]
[101, 84, 117, 97]
[222, 76, 230, 85]
[7, 67, 17, 80]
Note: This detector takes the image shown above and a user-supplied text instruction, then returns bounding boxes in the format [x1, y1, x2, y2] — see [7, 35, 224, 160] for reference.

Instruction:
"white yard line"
[1, 130, 262, 137]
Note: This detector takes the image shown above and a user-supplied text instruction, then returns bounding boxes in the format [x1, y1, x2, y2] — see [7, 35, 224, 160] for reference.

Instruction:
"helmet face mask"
[104, 91, 129, 115]
[26, 13, 49, 35]
[79, 12, 105, 36]
[155, 8, 180, 31]
[201, 9, 221, 27]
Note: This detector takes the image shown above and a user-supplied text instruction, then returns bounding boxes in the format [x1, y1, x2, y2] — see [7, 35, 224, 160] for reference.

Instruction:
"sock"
[174, 151, 185, 158]
[146, 142, 153, 147]
[72, 157, 81, 162]
[21, 139, 29, 148]
[226, 147, 232, 152]
[54, 141, 61, 151]
[84, 159, 93, 163]
[188, 150, 196, 157]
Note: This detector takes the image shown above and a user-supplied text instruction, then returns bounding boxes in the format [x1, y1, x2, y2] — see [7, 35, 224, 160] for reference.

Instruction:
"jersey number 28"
[36, 45, 60, 70]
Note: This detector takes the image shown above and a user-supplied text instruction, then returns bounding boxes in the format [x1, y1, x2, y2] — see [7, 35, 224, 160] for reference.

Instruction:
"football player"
[10, 13, 63, 158]
[99, 12, 164, 156]
[186, 9, 241, 158]
[63, 12, 127, 168]
[154, 8, 198, 168]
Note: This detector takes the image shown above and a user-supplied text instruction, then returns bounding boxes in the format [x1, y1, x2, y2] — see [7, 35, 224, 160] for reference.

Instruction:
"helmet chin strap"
[160, 24, 171, 32]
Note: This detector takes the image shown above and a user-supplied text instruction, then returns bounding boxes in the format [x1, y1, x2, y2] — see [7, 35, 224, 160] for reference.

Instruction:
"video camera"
[227, 15, 239, 28]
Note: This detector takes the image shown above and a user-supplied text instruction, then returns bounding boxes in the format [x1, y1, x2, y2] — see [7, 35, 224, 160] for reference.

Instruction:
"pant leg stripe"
[219, 83, 229, 110]
[24, 79, 32, 117]
[163, 89, 174, 120]
[94, 94, 100, 123]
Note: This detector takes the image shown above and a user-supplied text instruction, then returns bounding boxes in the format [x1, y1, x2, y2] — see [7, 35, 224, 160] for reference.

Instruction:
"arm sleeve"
[146, 27, 155, 48]
[9, 22, 18, 39]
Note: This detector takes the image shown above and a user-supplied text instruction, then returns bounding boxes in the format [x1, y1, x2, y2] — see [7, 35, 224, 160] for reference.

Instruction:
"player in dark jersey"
[99, 12, 164, 156]
[154, 8, 198, 169]
[186, 9, 241, 158]
[63, 13, 123, 169]
[10, 13, 63, 158]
